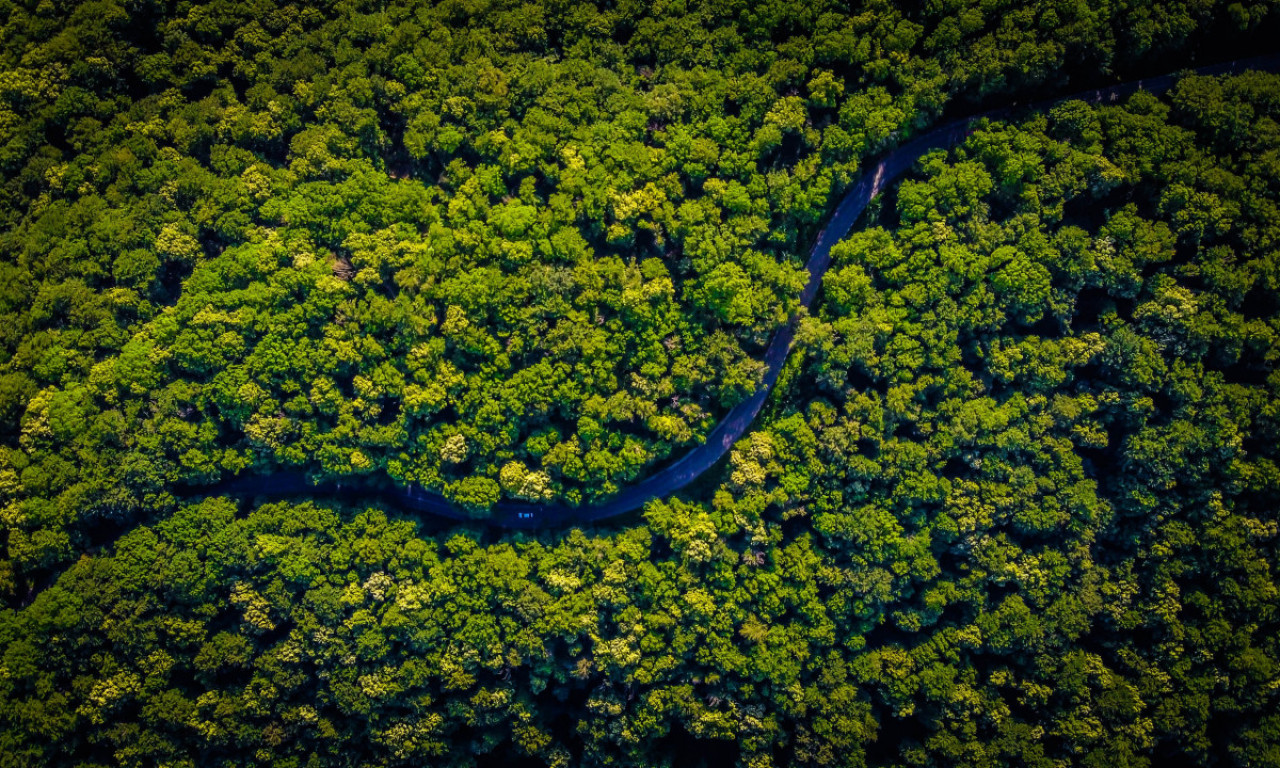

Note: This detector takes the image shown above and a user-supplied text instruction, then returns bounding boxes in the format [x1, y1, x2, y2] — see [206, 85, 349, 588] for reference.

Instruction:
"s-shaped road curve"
[213, 52, 1280, 529]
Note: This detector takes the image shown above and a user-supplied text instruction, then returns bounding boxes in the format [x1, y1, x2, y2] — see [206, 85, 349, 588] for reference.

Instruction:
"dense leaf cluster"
[2, 0, 1280, 765]
[1, 0, 1262, 576]
[4, 66, 1280, 765]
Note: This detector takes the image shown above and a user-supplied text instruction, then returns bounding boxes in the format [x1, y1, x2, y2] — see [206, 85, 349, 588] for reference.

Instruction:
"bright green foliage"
[1, 0, 1280, 765]
[3, 73, 1280, 766]
[0, 0, 1262, 567]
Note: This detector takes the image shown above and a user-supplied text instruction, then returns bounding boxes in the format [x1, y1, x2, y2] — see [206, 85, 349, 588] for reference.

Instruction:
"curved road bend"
[214, 53, 1280, 529]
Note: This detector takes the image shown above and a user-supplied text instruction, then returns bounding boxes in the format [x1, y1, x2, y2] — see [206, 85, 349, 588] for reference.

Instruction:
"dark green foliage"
[1, 0, 1262, 552]
[1, 0, 1279, 765]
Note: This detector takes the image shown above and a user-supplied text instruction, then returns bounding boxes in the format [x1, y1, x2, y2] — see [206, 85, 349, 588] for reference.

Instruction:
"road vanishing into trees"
[213, 53, 1280, 529]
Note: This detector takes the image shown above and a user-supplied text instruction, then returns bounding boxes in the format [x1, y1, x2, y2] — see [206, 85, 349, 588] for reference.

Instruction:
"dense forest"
[2, 0, 1280, 765]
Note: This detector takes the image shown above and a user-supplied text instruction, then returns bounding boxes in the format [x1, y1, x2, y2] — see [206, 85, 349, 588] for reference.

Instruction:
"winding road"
[213, 53, 1280, 528]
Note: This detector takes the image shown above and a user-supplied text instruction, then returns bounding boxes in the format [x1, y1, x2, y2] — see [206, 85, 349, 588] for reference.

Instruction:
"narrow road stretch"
[213, 53, 1280, 529]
